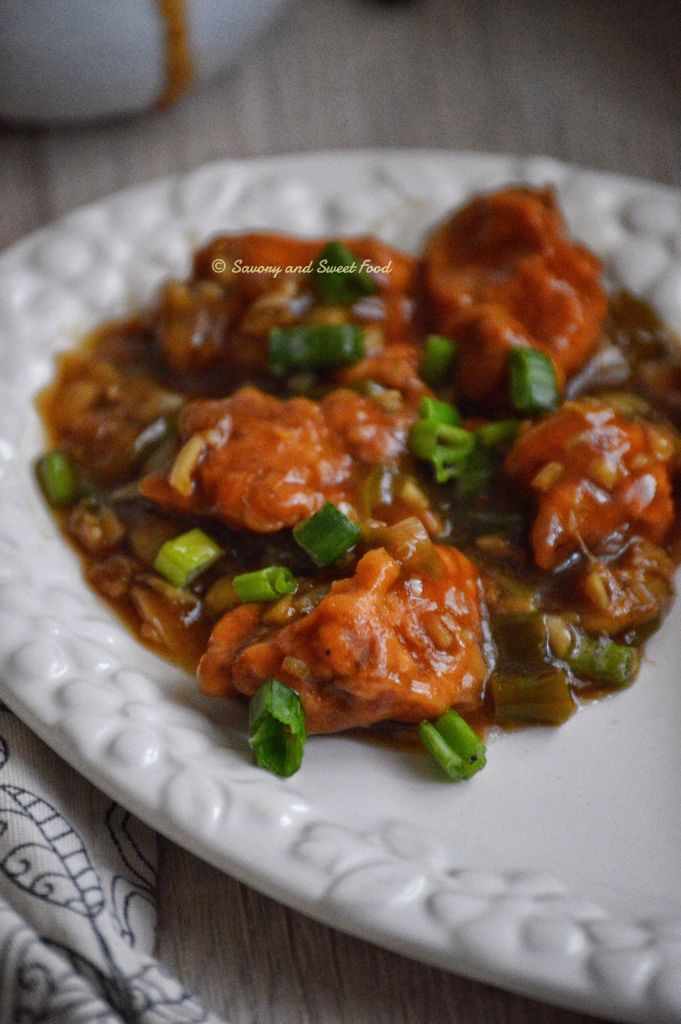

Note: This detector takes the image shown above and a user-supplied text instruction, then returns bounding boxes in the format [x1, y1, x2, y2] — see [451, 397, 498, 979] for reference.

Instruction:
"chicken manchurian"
[37, 187, 681, 778]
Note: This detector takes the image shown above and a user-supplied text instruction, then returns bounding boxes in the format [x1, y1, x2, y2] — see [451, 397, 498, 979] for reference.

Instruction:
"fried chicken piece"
[199, 544, 488, 733]
[153, 280, 236, 375]
[505, 397, 677, 569]
[139, 384, 423, 532]
[155, 233, 418, 376]
[321, 388, 415, 465]
[140, 387, 354, 532]
[422, 187, 607, 407]
[577, 539, 674, 635]
[334, 343, 430, 404]
[39, 350, 181, 484]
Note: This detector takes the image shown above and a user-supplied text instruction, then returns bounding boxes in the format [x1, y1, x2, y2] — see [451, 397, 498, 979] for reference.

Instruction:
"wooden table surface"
[3, 1, 681, 1020]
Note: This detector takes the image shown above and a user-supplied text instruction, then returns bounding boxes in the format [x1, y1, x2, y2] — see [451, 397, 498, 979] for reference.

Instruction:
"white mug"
[0, 0, 291, 123]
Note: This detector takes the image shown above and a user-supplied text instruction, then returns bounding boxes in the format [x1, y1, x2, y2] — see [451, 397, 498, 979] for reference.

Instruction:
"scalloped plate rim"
[1, 149, 681, 1024]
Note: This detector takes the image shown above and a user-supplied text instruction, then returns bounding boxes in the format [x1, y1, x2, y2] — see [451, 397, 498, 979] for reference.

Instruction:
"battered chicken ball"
[139, 385, 425, 532]
[505, 397, 677, 569]
[422, 187, 607, 407]
[199, 543, 488, 733]
[155, 233, 418, 377]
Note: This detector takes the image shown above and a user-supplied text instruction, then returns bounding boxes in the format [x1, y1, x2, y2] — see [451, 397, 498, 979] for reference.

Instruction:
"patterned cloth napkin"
[0, 703, 226, 1024]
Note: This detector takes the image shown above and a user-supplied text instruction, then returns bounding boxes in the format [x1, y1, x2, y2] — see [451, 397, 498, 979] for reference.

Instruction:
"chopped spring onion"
[36, 451, 78, 507]
[491, 612, 551, 671]
[293, 502, 361, 566]
[456, 443, 493, 497]
[477, 419, 521, 449]
[313, 240, 378, 305]
[419, 334, 458, 387]
[409, 397, 512, 488]
[456, 419, 521, 498]
[249, 678, 306, 778]
[409, 394, 471, 484]
[233, 566, 298, 603]
[154, 528, 222, 588]
[419, 709, 486, 781]
[508, 348, 559, 413]
[269, 324, 365, 374]
[409, 420, 476, 483]
[492, 669, 575, 726]
[419, 395, 462, 426]
[449, 420, 521, 499]
[566, 633, 637, 688]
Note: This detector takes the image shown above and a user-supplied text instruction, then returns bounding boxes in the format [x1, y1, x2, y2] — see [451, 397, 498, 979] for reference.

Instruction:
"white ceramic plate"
[1, 151, 681, 1024]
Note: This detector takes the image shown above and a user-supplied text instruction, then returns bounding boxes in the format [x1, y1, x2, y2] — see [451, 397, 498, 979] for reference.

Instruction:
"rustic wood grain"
[158, 841, 614, 1024]
[3, 0, 680, 1019]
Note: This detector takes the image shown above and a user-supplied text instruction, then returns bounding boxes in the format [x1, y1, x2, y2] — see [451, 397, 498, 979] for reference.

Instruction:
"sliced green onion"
[313, 240, 378, 305]
[456, 442, 493, 497]
[293, 501, 361, 566]
[249, 678, 306, 778]
[233, 566, 298, 603]
[409, 396, 471, 483]
[455, 420, 521, 499]
[445, 421, 521, 500]
[419, 335, 458, 387]
[477, 419, 521, 449]
[419, 709, 486, 781]
[36, 451, 78, 507]
[419, 396, 462, 426]
[492, 669, 575, 726]
[508, 348, 559, 413]
[154, 527, 222, 588]
[566, 633, 637, 688]
[491, 613, 551, 671]
[269, 324, 365, 375]
[409, 420, 475, 484]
